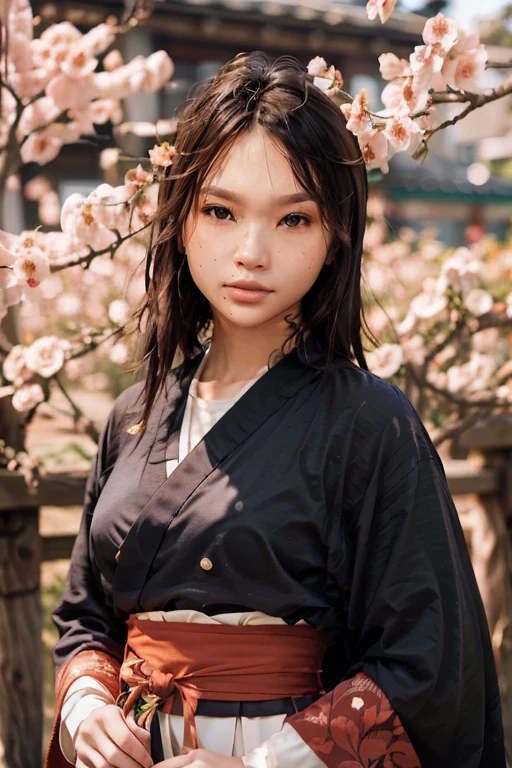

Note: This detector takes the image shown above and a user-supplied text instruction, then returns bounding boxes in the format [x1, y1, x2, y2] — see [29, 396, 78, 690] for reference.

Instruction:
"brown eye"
[283, 213, 309, 228]
[204, 205, 233, 221]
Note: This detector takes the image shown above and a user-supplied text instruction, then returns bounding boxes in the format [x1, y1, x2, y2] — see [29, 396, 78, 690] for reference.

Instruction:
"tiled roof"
[155, 0, 426, 34]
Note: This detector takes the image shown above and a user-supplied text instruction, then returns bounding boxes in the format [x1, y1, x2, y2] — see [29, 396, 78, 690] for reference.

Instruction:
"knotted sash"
[116, 616, 328, 754]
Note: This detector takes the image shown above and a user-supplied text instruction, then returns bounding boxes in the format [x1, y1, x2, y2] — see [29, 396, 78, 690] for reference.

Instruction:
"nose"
[233, 224, 271, 271]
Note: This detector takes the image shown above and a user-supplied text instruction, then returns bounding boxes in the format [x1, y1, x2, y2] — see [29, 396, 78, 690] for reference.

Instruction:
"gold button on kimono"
[200, 557, 213, 571]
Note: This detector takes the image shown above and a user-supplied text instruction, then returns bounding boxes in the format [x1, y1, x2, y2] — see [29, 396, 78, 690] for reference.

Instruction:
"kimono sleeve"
[51, 409, 128, 675]
[287, 385, 505, 768]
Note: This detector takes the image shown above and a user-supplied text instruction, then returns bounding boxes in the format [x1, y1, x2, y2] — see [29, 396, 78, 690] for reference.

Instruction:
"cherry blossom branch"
[430, 404, 496, 447]
[421, 375, 505, 408]
[53, 374, 100, 442]
[425, 78, 512, 140]
[50, 221, 152, 272]
[424, 313, 512, 365]
[486, 61, 512, 69]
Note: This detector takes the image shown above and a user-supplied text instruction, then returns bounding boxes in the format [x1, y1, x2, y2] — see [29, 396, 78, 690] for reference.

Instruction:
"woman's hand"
[74, 704, 153, 768]
[153, 750, 244, 768]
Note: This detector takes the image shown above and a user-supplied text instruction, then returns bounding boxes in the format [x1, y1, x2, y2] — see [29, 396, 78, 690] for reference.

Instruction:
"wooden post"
[0, 506, 42, 768]
[459, 414, 512, 758]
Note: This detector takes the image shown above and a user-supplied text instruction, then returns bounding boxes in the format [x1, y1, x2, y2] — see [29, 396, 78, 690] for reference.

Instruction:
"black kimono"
[52, 334, 505, 767]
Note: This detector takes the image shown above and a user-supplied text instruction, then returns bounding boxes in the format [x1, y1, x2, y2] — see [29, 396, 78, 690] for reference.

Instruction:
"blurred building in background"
[25, 0, 512, 246]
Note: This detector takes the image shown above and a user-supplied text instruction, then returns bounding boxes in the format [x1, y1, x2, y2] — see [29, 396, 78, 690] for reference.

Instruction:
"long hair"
[127, 51, 372, 429]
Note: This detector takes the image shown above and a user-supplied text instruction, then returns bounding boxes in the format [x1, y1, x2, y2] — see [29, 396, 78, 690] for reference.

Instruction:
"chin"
[212, 303, 281, 329]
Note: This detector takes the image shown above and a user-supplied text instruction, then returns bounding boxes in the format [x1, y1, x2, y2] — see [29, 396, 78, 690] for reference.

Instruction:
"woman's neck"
[200, 317, 296, 386]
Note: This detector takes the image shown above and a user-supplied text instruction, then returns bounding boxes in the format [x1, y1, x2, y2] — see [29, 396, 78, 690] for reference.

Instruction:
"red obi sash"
[117, 616, 328, 753]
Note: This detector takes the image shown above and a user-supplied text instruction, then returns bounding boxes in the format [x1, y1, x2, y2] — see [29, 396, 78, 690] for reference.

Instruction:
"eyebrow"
[199, 185, 315, 206]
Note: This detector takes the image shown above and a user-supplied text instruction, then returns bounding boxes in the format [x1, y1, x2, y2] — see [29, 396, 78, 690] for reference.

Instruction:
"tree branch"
[50, 221, 152, 272]
[428, 75, 512, 137]
[430, 404, 496, 447]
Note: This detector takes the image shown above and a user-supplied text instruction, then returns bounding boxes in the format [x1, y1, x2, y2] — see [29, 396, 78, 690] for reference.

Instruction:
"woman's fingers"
[92, 730, 150, 768]
[75, 704, 153, 768]
[152, 756, 193, 767]
[99, 709, 153, 768]
[75, 744, 113, 768]
[125, 709, 153, 750]
[152, 750, 245, 767]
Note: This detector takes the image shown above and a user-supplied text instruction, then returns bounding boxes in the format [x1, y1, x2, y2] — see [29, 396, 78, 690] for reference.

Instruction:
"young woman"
[46, 52, 505, 768]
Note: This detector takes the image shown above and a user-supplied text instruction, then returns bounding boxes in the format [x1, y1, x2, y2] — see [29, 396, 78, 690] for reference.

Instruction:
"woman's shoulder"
[324, 362, 434, 462]
[327, 361, 414, 417]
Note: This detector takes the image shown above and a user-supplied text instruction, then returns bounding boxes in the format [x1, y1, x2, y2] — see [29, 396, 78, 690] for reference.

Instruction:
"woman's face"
[183, 126, 331, 332]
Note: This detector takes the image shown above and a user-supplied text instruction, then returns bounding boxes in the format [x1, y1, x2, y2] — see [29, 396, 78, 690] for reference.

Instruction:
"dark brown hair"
[128, 51, 372, 429]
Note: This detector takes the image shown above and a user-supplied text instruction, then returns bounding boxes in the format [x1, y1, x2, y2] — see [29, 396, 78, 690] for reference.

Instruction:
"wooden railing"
[0, 413, 511, 767]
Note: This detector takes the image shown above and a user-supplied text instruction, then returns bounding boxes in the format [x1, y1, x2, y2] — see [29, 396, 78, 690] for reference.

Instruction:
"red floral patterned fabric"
[44, 650, 121, 768]
[286, 672, 421, 768]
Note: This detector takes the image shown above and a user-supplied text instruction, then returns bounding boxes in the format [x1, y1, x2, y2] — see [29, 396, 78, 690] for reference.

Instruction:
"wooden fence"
[0, 414, 511, 767]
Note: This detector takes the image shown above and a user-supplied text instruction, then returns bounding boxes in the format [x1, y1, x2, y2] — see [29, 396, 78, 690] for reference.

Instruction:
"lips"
[224, 280, 273, 304]
[226, 280, 272, 292]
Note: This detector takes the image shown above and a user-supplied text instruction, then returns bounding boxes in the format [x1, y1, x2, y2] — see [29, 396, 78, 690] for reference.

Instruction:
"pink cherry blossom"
[142, 51, 175, 92]
[447, 352, 497, 394]
[104, 50, 124, 71]
[109, 341, 130, 365]
[94, 56, 147, 99]
[401, 334, 426, 365]
[12, 383, 44, 412]
[358, 129, 389, 173]
[410, 43, 445, 84]
[378, 53, 409, 80]
[40, 21, 82, 48]
[25, 335, 67, 378]
[30, 39, 59, 75]
[108, 298, 131, 325]
[20, 130, 63, 166]
[496, 384, 512, 404]
[438, 247, 481, 296]
[423, 13, 458, 52]
[340, 90, 373, 140]
[88, 183, 131, 230]
[16, 97, 61, 141]
[366, 0, 397, 24]
[307, 57, 328, 76]
[464, 288, 493, 316]
[68, 99, 123, 134]
[367, 343, 403, 378]
[306, 57, 342, 95]
[12, 246, 50, 289]
[89, 99, 123, 125]
[148, 142, 177, 167]
[46, 72, 98, 110]
[7, 33, 34, 74]
[2, 0, 33, 40]
[410, 290, 447, 320]
[3, 345, 33, 386]
[10, 67, 51, 100]
[60, 192, 119, 251]
[381, 74, 429, 115]
[60, 50, 98, 79]
[0, 270, 23, 319]
[0, 230, 19, 267]
[383, 111, 420, 151]
[80, 23, 117, 57]
[453, 46, 488, 92]
[125, 164, 154, 195]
